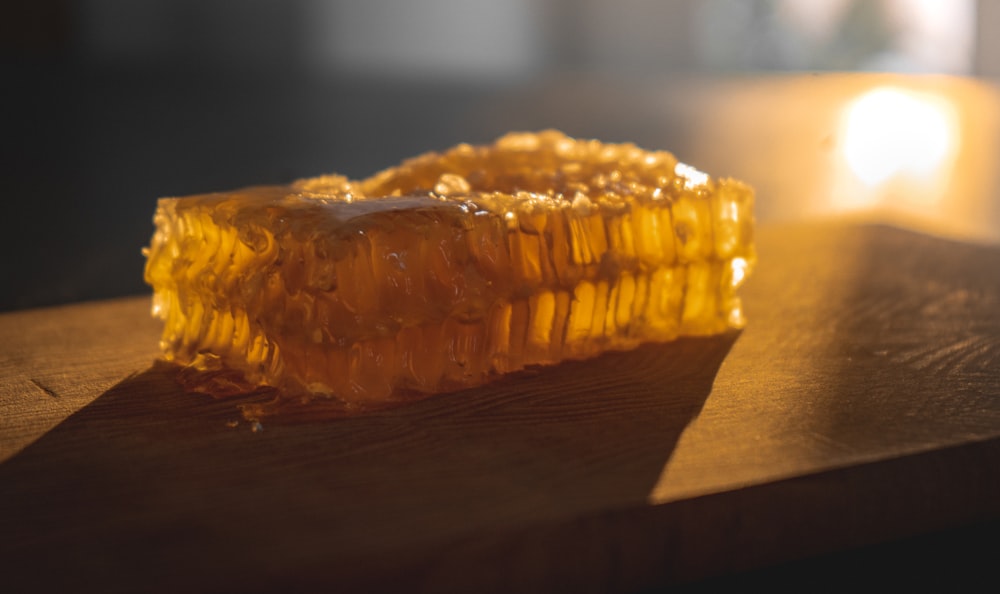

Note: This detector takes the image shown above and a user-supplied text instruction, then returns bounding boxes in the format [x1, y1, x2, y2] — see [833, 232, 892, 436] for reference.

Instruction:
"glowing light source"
[841, 87, 956, 187]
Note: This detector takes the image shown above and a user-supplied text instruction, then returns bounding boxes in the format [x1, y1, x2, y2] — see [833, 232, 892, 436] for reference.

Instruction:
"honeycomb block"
[144, 131, 755, 415]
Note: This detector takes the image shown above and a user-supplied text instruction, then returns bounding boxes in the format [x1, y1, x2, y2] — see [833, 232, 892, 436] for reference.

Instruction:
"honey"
[143, 131, 755, 416]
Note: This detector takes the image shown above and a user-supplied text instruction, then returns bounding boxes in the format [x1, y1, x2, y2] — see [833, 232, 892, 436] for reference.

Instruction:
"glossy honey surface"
[143, 130, 755, 414]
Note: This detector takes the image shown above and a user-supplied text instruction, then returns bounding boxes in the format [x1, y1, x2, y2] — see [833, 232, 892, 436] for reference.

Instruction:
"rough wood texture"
[2, 222, 999, 593]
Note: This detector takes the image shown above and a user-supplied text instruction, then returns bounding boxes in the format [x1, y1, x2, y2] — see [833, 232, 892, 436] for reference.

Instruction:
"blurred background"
[3, 0, 1000, 311]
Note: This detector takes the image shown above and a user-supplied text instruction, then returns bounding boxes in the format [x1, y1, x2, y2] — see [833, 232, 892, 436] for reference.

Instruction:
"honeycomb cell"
[143, 130, 755, 416]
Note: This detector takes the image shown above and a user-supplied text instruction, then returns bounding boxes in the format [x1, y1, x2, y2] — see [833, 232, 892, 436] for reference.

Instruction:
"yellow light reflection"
[842, 87, 955, 186]
[675, 73, 1000, 244]
[835, 86, 960, 211]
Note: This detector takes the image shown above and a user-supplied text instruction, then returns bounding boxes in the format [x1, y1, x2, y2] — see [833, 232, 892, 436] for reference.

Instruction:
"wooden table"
[3, 220, 999, 592]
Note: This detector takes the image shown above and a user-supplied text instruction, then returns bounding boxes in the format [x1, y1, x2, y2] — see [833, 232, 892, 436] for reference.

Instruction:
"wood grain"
[2, 222, 999, 593]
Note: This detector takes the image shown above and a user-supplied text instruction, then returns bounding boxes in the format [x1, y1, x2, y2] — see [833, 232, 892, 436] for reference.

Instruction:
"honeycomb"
[143, 131, 755, 417]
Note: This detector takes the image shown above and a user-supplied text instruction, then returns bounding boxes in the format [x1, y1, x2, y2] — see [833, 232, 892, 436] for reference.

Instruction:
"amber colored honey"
[143, 131, 755, 414]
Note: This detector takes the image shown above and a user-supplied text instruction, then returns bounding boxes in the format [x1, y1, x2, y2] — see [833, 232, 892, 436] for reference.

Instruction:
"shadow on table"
[0, 332, 738, 593]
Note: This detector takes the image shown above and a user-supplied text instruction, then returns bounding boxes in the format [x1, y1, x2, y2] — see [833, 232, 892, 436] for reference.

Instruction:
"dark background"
[2, 0, 997, 311]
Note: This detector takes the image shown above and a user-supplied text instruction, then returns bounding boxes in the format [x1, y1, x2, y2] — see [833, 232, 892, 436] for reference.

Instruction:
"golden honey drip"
[143, 130, 755, 416]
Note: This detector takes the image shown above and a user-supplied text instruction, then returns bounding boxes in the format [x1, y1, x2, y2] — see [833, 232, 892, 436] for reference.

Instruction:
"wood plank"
[2, 222, 999, 592]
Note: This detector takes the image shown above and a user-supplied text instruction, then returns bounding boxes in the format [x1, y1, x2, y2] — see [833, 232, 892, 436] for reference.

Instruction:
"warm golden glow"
[833, 86, 961, 214]
[842, 87, 955, 187]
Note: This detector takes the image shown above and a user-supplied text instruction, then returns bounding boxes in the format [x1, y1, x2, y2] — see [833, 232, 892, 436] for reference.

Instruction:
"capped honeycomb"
[143, 130, 755, 417]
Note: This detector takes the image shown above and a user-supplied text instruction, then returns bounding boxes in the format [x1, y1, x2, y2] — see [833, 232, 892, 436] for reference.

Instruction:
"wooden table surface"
[2, 220, 1000, 593]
